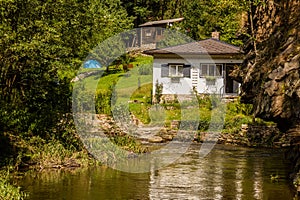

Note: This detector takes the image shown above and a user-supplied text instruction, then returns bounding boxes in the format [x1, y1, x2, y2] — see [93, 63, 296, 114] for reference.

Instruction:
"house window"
[161, 64, 191, 78]
[169, 64, 183, 77]
[200, 64, 223, 77]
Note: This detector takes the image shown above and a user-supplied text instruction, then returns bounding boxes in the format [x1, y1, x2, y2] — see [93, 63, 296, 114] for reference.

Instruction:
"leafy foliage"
[0, 171, 27, 200]
[129, 83, 153, 124]
[181, 0, 246, 45]
[154, 81, 163, 104]
[223, 99, 253, 134]
[156, 28, 194, 48]
[121, 0, 247, 45]
[0, 0, 133, 138]
[138, 64, 153, 75]
[0, 1, 134, 180]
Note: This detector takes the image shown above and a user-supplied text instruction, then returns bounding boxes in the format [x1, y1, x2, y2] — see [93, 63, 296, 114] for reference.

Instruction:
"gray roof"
[139, 18, 184, 27]
[144, 38, 243, 55]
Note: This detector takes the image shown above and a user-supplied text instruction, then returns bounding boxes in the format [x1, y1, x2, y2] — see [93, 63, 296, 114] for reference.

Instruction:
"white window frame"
[169, 64, 184, 77]
[200, 64, 223, 77]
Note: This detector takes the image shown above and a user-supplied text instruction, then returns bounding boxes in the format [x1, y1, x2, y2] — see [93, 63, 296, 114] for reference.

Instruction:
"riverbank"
[97, 113, 290, 148]
[97, 114, 299, 196]
[0, 87, 294, 199]
[284, 127, 300, 194]
[0, 132, 98, 200]
[0, 119, 294, 199]
[0, 170, 28, 200]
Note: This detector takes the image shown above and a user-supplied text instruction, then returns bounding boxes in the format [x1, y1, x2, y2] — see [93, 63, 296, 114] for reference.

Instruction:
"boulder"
[161, 134, 173, 141]
[148, 136, 163, 143]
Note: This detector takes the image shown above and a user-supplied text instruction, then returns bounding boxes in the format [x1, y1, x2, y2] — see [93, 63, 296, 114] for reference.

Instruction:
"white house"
[145, 33, 243, 97]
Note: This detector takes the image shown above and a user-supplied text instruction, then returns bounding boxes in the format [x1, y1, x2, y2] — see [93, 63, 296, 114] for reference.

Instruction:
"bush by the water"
[0, 171, 27, 200]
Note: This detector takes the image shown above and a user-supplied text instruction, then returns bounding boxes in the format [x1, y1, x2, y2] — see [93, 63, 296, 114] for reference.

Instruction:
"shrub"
[95, 90, 113, 115]
[138, 63, 153, 75]
[0, 171, 27, 200]
[154, 81, 163, 104]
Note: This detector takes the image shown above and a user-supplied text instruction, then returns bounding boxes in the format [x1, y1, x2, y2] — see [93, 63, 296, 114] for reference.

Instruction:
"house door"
[225, 64, 239, 94]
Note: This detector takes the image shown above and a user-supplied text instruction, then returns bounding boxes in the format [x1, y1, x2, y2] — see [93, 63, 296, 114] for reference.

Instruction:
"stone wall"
[98, 113, 289, 147]
[196, 124, 289, 148]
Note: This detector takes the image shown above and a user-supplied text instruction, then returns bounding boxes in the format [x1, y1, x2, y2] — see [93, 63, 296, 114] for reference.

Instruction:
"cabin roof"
[139, 17, 184, 27]
[144, 38, 243, 55]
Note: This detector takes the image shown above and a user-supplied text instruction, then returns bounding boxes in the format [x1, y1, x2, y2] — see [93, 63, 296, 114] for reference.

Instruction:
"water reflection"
[21, 167, 150, 200]
[148, 144, 294, 200]
[235, 159, 245, 200]
[19, 144, 294, 200]
[253, 160, 263, 199]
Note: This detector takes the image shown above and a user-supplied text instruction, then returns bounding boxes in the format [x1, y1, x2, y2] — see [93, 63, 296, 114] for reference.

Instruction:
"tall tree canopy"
[181, 0, 245, 45]
[0, 0, 247, 140]
[121, 0, 246, 45]
[0, 0, 133, 138]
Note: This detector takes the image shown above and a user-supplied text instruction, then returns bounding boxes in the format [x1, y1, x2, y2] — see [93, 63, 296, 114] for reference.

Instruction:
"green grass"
[128, 83, 152, 124]
[130, 54, 153, 66]
[110, 135, 147, 153]
[223, 99, 253, 134]
[82, 54, 153, 116]
[81, 69, 123, 94]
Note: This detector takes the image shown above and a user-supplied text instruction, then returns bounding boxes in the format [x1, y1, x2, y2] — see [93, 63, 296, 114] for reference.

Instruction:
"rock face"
[232, 0, 300, 190]
[233, 0, 300, 133]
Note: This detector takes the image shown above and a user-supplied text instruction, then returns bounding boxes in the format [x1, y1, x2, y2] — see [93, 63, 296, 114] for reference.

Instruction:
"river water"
[19, 144, 295, 200]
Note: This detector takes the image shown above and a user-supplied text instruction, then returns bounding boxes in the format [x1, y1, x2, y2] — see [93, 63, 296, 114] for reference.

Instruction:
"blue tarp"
[83, 60, 102, 68]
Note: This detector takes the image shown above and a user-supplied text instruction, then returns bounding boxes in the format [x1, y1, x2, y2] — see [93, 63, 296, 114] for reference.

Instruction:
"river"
[19, 144, 295, 199]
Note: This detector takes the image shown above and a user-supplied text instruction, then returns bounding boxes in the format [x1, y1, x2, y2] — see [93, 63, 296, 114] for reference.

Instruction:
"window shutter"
[161, 64, 169, 77]
[183, 65, 191, 78]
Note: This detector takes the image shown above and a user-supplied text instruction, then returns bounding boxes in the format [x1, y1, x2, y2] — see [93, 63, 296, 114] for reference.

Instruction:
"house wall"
[152, 56, 243, 96]
[153, 58, 192, 95]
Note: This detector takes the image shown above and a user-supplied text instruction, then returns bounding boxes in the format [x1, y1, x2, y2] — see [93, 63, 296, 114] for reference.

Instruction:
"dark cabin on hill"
[137, 18, 184, 49]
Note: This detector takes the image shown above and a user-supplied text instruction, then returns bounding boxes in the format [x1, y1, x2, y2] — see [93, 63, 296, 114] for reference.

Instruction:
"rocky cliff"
[234, 0, 299, 133]
[232, 0, 300, 190]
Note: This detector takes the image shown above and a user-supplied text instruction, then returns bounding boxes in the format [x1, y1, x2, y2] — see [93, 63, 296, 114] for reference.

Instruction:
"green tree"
[121, 0, 159, 26]
[0, 0, 133, 141]
[121, 0, 246, 45]
[121, 0, 186, 26]
[180, 0, 246, 45]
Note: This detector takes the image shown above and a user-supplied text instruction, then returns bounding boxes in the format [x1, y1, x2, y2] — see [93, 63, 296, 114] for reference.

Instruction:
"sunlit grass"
[128, 83, 152, 124]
